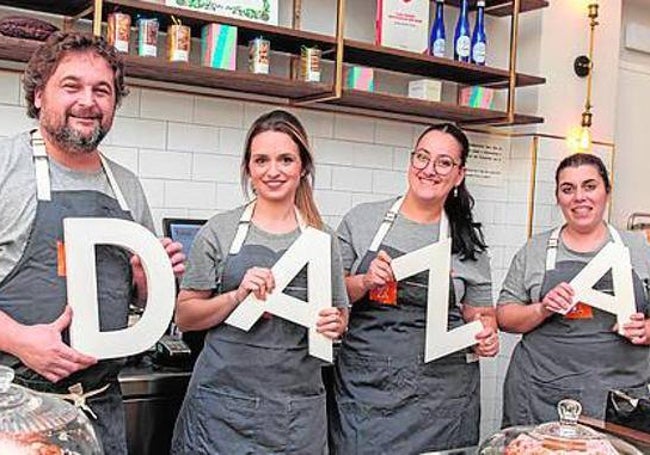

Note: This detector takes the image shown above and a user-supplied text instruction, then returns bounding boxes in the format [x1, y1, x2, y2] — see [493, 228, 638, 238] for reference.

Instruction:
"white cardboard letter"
[391, 238, 482, 362]
[64, 218, 175, 359]
[225, 228, 333, 361]
[568, 242, 636, 335]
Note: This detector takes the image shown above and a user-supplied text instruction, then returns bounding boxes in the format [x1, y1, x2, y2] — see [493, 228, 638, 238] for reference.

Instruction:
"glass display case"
[0, 366, 102, 454]
[479, 399, 644, 455]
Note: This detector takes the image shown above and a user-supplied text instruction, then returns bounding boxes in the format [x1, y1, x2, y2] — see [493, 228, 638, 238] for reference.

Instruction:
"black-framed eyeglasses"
[410, 150, 460, 176]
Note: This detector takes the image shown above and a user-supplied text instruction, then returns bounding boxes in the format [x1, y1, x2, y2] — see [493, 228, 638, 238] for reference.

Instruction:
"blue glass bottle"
[471, 0, 487, 65]
[429, 0, 446, 58]
[454, 0, 471, 62]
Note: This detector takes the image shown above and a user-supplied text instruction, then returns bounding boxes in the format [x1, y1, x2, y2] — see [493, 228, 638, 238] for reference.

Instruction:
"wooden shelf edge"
[445, 0, 549, 16]
[327, 89, 543, 126]
[342, 39, 545, 88]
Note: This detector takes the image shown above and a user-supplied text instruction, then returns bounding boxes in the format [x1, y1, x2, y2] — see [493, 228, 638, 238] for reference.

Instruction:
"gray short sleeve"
[453, 250, 493, 307]
[180, 207, 242, 291]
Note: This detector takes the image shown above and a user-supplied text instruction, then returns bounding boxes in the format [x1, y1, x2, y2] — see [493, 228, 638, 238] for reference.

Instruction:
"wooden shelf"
[343, 39, 545, 88]
[445, 0, 550, 16]
[0, 35, 332, 100]
[122, 55, 332, 99]
[326, 89, 543, 126]
[102, 0, 337, 55]
[0, 0, 91, 17]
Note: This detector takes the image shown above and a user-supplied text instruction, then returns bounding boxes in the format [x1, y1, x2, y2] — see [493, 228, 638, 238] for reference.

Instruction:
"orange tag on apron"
[369, 281, 397, 305]
[565, 302, 593, 319]
[56, 240, 66, 277]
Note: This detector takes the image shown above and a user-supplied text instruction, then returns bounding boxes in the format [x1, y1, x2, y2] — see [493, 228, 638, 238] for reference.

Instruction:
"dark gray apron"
[502, 227, 650, 427]
[0, 132, 133, 454]
[331, 199, 480, 455]
[171, 206, 328, 454]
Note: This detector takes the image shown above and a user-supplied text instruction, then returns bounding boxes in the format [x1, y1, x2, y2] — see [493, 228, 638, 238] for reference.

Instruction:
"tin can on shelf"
[107, 12, 131, 53]
[300, 46, 321, 82]
[167, 24, 191, 62]
[137, 18, 158, 57]
[248, 37, 270, 74]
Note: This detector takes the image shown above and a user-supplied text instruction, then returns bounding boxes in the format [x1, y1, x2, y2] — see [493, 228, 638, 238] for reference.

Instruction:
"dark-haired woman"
[330, 124, 498, 453]
[498, 153, 650, 426]
[170, 110, 349, 454]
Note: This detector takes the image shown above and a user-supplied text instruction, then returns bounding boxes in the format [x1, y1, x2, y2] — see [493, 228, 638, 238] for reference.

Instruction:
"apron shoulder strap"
[98, 154, 129, 212]
[368, 196, 403, 253]
[607, 224, 624, 245]
[30, 130, 51, 202]
[228, 200, 306, 255]
[229, 201, 255, 255]
[545, 226, 563, 271]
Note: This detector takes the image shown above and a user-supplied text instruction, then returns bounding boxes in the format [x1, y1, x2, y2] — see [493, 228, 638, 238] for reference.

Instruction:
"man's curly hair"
[23, 31, 129, 119]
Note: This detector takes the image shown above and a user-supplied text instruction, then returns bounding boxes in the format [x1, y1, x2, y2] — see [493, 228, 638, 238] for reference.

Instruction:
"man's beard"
[49, 123, 108, 154]
[40, 108, 110, 155]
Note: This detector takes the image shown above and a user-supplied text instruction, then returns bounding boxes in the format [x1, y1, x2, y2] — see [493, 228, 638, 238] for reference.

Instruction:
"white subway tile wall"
[0, 76, 548, 439]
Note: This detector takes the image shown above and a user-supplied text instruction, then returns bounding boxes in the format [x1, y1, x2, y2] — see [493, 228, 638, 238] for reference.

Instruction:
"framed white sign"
[166, 0, 279, 25]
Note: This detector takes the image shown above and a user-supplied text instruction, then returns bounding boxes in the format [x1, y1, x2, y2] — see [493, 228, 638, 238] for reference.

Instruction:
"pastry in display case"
[0, 366, 102, 454]
[479, 399, 644, 455]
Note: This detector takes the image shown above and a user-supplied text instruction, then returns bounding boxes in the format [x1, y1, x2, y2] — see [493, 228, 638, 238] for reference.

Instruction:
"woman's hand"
[236, 267, 275, 302]
[618, 313, 650, 345]
[473, 317, 499, 357]
[316, 307, 347, 340]
[540, 282, 575, 316]
[362, 250, 394, 292]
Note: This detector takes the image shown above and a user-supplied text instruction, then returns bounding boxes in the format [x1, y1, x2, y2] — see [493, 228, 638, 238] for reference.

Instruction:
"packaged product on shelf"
[300, 46, 321, 82]
[471, 0, 487, 65]
[107, 12, 131, 53]
[167, 21, 191, 62]
[137, 18, 159, 57]
[408, 79, 442, 102]
[347, 66, 374, 92]
[459, 86, 494, 109]
[201, 23, 237, 70]
[375, 0, 429, 53]
[249, 37, 270, 74]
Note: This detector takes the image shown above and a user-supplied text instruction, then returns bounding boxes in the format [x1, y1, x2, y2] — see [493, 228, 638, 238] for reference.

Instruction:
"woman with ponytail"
[330, 123, 498, 453]
[171, 110, 349, 454]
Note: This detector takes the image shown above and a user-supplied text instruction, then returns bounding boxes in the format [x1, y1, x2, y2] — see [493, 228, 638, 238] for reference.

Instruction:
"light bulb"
[578, 125, 592, 152]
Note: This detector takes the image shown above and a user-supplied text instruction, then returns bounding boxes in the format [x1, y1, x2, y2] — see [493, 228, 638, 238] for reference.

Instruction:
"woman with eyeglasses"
[498, 153, 650, 426]
[329, 123, 498, 453]
[170, 110, 349, 454]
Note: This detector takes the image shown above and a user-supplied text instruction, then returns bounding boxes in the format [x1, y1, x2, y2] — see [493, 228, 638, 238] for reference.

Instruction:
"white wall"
[612, 0, 650, 227]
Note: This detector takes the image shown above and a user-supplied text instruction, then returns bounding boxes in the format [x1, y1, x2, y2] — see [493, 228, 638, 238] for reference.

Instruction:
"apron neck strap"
[30, 130, 129, 212]
[545, 223, 623, 271]
[367, 196, 449, 253]
[228, 199, 306, 255]
[31, 129, 51, 202]
[98, 153, 129, 212]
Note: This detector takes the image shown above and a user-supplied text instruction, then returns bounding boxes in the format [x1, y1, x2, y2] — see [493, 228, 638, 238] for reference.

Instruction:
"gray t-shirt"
[0, 132, 154, 282]
[498, 228, 650, 305]
[337, 198, 493, 308]
[182, 205, 349, 308]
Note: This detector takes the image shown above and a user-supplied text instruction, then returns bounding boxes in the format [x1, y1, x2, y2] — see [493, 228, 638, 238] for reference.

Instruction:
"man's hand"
[13, 306, 97, 383]
[132, 237, 186, 303]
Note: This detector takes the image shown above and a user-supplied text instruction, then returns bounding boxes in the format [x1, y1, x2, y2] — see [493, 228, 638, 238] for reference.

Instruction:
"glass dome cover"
[0, 365, 102, 454]
[479, 399, 643, 454]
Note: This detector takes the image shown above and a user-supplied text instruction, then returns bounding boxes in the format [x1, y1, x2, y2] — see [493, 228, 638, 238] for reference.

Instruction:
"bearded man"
[0, 32, 184, 454]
